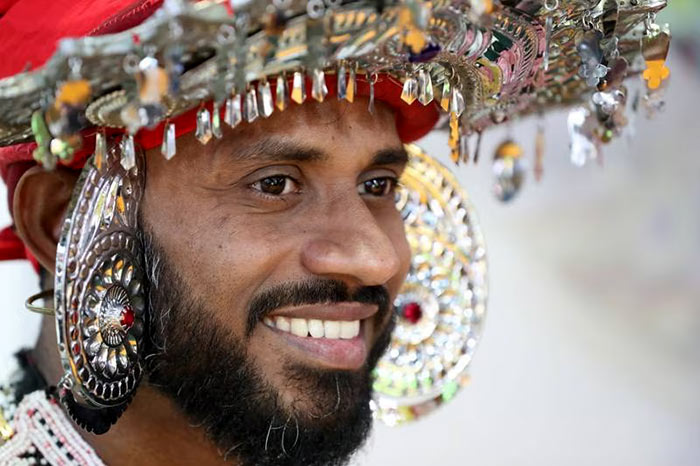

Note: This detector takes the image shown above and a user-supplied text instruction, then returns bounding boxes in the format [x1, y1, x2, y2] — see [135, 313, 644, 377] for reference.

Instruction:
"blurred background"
[1, 4, 698, 466]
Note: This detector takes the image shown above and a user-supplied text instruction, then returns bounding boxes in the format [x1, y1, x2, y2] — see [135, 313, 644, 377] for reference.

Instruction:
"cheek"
[380, 206, 411, 299]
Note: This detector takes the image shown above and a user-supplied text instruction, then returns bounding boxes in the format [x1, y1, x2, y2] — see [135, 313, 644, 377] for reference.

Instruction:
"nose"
[300, 195, 403, 287]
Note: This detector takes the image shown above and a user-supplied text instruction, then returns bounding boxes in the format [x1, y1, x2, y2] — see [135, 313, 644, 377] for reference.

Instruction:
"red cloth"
[0, 0, 440, 264]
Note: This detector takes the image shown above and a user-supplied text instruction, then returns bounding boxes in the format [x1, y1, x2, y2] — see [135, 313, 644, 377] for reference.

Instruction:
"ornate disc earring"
[371, 144, 488, 426]
[54, 135, 147, 434]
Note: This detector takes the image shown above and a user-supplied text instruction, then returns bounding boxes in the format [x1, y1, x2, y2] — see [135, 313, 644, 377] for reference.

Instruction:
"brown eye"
[358, 177, 397, 197]
[252, 175, 297, 196]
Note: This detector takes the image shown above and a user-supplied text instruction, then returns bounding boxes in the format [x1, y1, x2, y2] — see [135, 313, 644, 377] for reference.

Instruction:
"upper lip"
[267, 302, 379, 321]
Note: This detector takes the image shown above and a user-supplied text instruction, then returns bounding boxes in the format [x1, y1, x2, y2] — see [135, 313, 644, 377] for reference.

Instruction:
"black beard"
[138, 229, 395, 466]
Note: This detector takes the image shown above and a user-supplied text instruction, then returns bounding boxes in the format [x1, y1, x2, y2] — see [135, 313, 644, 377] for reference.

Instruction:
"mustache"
[246, 279, 391, 336]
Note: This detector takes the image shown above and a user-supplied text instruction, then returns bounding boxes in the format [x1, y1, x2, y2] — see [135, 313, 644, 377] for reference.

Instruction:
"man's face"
[139, 98, 411, 464]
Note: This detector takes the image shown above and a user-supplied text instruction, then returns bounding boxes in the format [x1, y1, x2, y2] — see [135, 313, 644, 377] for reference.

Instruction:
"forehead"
[162, 98, 402, 166]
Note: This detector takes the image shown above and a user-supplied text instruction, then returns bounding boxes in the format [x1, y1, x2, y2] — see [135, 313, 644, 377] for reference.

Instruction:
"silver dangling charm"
[55, 136, 147, 434]
[161, 122, 176, 160]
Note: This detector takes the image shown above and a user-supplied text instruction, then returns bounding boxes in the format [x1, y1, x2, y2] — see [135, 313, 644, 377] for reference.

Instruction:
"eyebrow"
[229, 138, 408, 167]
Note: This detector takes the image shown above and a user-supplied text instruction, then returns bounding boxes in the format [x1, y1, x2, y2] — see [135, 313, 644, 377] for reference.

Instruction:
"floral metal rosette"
[0, 0, 671, 174]
[372, 144, 487, 425]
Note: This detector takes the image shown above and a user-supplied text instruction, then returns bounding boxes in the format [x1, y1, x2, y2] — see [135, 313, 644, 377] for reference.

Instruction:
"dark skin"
[13, 98, 411, 465]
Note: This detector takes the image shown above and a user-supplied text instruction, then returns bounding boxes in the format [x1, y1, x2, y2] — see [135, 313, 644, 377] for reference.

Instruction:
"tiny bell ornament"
[492, 140, 525, 203]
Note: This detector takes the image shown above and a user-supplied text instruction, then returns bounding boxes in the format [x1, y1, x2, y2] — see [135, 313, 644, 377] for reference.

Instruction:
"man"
[12, 97, 411, 466]
[0, 0, 670, 465]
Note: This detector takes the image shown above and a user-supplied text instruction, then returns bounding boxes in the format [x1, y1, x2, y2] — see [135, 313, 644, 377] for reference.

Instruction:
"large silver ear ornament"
[54, 136, 147, 434]
[372, 144, 488, 426]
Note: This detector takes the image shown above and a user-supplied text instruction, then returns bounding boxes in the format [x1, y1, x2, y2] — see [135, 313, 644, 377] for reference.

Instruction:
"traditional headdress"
[0, 0, 670, 432]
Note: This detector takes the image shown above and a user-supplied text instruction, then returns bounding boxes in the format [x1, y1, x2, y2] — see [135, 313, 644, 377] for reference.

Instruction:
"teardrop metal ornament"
[440, 80, 451, 112]
[450, 88, 465, 117]
[291, 71, 306, 104]
[120, 135, 136, 170]
[337, 65, 347, 101]
[401, 76, 418, 105]
[492, 140, 525, 202]
[212, 102, 223, 139]
[311, 69, 328, 102]
[195, 107, 213, 144]
[94, 131, 107, 171]
[368, 74, 376, 114]
[224, 95, 242, 128]
[275, 74, 289, 111]
[258, 80, 274, 117]
[245, 87, 259, 123]
[346, 67, 356, 103]
[161, 122, 176, 160]
[417, 69, 434, 105]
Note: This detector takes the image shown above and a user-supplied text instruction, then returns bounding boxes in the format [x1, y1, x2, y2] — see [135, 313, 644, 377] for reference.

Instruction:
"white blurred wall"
[1, 53, 698, 465]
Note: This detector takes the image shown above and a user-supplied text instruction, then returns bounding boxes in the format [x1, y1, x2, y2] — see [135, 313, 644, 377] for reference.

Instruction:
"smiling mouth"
[260, 303, 378, 369]
[263, 316, 361, 339]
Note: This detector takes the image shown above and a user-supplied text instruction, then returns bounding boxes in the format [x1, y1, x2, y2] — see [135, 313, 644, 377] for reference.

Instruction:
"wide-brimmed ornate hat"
[0, 0, 671, 430]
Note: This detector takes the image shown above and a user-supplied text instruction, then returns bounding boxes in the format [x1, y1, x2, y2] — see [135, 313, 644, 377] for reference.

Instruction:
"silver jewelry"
[54, 136, 147, 433]
[372, 144, 488, 425]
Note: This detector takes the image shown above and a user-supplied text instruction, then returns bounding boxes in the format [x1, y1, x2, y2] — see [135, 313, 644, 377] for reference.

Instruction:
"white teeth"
[267, 317, 361, 339]
[275, 316, 291, 332]
[290, 318, 308, 337]
[308, 319, 324, 338]
[339, 320, 360, 339]
[324, 320, 340, 339]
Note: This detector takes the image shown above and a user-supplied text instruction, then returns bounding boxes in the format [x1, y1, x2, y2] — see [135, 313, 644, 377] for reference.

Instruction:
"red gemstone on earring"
[402, 302, 422, 324]
[120, 305, 135, 329]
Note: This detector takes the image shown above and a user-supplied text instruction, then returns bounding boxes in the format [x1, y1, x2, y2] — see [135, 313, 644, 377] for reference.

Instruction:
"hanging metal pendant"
[492, 140, 525, 202]
[311, 69, 328, 102]
[120, 135, 137, 171]
[212, 102, 223, 139]
[245, 87, 259, 123]
[544, 15, 553, 71]
[417, 69, 434, 105]
[346, 67, 356, 103]
[542, 0, 558, 71]
[276, 74, 289, 111]
[195, 107, 213, 145]
[94, 131, 107, 170]
[258, 80, 274, 117]
[368, 75, 376, 114]
[449, 113, 460, 163]
[337, 65, 347, 101]
[450, 88, 465, 117]
[291, 71, 306, 104]
[440, 80, 451, 112]
[225, 94, 242, 128]
[161, 123, 176, 160]
[401, 75, 418, 105]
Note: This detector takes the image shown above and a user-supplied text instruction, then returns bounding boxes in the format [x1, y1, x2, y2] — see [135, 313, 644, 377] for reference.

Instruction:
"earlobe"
[12, 166, 79, 272]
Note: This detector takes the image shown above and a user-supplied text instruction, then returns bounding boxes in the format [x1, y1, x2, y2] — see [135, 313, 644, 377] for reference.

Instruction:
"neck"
[33, 317, 233, 465]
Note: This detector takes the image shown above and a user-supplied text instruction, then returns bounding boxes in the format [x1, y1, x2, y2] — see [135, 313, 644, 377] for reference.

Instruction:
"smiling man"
[10, 96, 411, 465]
[0, 0, 670, 465]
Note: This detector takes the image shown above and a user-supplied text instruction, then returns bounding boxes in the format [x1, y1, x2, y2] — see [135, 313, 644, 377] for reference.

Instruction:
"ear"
[13, 166, 79, 272]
